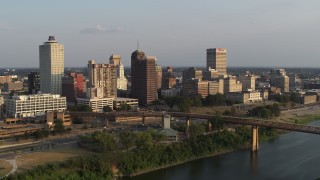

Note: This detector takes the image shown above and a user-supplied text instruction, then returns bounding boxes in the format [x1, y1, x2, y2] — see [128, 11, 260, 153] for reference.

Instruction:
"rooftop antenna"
[137, 40, 140, 50]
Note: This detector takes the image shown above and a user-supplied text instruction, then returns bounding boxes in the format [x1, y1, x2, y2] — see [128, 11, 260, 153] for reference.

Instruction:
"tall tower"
[206, 48, 227, 76]
[39, 36, 64, 94]
[131, 49, 157, 105]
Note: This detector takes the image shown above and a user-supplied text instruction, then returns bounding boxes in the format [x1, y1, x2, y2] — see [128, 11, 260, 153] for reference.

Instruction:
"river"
[124, 121, 320, 180]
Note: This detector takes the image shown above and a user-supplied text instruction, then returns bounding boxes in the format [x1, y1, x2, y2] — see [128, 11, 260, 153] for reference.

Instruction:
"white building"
[77, 97, 114, 112]
[39, 36, 64, 95]
[109, 55, 128, 91]
[113, 97, 139, 109]
[226, 91, 262, 104]
[5, 94, 66, 118]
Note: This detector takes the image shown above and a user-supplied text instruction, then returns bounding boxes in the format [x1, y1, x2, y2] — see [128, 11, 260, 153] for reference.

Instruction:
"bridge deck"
[69, 111, 320, 135]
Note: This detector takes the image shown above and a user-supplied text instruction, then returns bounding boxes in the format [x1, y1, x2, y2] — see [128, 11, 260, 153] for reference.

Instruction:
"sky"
[0, 0, 320, 68]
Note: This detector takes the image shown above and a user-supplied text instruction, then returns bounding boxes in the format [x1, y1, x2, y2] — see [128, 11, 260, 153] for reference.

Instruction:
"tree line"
[162, 93, 236, 112]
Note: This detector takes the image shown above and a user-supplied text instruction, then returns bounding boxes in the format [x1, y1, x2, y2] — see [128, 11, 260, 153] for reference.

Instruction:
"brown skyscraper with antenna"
[131, 49, 157, 105]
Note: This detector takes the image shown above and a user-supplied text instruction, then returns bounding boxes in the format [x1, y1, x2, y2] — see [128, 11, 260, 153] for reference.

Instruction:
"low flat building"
[46, 111, 71, 126]
[161, 88, 181, 97]
[301, 95, 317, 105]
[3, 81, 23, 92]
[77, 97, 114, 112]
[5, 94, 66, 118]
[113, 97, 139, 110]
[226, 91, 262, 103]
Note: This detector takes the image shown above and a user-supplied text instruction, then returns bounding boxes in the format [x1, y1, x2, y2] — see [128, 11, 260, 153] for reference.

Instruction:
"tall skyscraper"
[131, 49, 157, 105]
[206, 48, 227, 76]
[39, 36, 64, 94]
[87, 60, 117, 98]
[109, 55, 128, 91]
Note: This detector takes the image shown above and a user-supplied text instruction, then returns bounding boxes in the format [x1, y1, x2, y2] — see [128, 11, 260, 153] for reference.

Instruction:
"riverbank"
[274, 105, 320, 124]
[124, 106, 320, 178]
[125, 143, 251, 178]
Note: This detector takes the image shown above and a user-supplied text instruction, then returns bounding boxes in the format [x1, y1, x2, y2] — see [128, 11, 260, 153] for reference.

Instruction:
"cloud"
[81, 24, 124, 34]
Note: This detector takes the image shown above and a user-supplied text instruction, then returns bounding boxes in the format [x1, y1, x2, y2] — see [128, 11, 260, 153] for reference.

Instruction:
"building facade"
[182, 67, 203, 96]
[5, 94, 66, 118]
[226, 91, 262, 104]
[238, 74, 256, 91]
[162, 67, 176, 89]
[28, 72, 40, 94]
[3, 81, 23, 92]
[77, 97, 114, 112]
[156, 65, 162, 90]
[206, 48, 227, 76]
[39, 36, 64, 94]
[62, 73, 85, 103]
[224, 76, 242, 94]
[88, 60, 117, 98]
[270, 69, 289, 92]
[109, 55, 128, 91]
[131, 49, 157, 105]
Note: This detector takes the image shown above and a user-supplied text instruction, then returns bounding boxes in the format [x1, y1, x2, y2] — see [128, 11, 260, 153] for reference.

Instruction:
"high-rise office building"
[28, 72, 40, 94]
[87, 60, 117, 98]
[109, 55, 128, 91]
[39, 36, 64, 94]
[131, 49, 157, 105]
[206, 48, 227, 76]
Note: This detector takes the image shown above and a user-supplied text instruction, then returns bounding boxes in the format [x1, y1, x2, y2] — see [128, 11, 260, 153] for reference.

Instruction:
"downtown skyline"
[1, 0, 320, 68]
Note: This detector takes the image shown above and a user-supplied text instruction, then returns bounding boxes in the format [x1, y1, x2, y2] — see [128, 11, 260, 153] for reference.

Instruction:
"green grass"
[291, 115, 320, 125]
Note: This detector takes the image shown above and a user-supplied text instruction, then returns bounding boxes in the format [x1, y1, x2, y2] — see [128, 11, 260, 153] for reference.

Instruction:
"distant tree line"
[161, 93, 237, 112]
[248, 103, 281, 119]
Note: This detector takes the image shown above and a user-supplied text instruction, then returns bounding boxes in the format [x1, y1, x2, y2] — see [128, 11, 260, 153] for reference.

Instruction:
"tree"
[117, 103, 131, 111]
[204, 93, 225, 106]
[72, 117, 84, 124]
[189, 124, 206, 139]
[119, 131, 137, 152]
[135, 132, 153, 150]
[177, 96, 192, 112]
[190, 94, 202, 107]
[103, 105, 113, 112]
[271, 103, 281, 117]
[54, 119, 65, 134]
[210, 111, 224, 130]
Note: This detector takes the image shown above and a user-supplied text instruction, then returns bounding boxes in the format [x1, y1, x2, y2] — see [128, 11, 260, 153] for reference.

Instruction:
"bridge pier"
[142, 113, 145, 125]
[207, 119, 212, 132]
[252, 126, 259, 151]
[186, 117, 191, 139]
[105, 115, 109, 127]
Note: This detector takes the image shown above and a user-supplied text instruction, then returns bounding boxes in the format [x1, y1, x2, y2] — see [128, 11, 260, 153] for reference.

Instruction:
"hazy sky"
[1, 0, 320, 68]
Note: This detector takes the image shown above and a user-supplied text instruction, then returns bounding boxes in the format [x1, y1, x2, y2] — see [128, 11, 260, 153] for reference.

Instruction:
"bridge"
[69, 111, 320, 151]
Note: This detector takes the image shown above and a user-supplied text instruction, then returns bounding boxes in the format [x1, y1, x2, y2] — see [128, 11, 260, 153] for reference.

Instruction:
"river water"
[125, 121, 320, 180]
